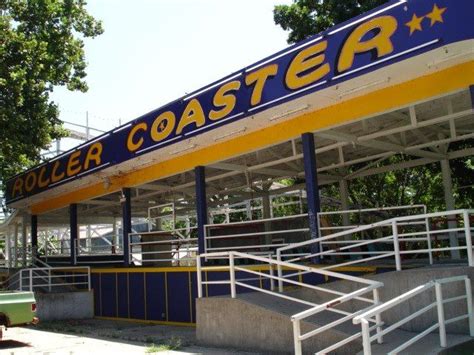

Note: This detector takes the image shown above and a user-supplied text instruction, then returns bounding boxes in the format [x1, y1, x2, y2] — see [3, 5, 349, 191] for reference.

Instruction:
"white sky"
[51, 0, 293, 141]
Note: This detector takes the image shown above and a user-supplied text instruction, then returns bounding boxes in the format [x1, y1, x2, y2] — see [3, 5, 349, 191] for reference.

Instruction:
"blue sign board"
[5, 0, 473, 204]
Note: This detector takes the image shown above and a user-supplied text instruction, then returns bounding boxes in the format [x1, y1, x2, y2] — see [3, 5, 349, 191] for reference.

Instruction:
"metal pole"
[435, 282, 447, 347]
[277, 250, 283, 292]
[196, 256, 203, 298]
[121, 188, 132, 266]
[29, 269, 33, 292]
[373, 288, 383, 344]
[292, 320, 302, 355]
[229, 252, 236, 298]
[69, 204, 78, 266]
[269, 260, 275, 291]
[465, 277, 474, 336]
[48, 269, 51, 292]
[195, 166, 208, 256]
[392, 221, 402, 271]
[463, 211, 473, 267]
[87, 267, 91, 291]
[361, 319, 372, 355]
[19, 270, 23, 291]
[302, 132, 321, 263]
[31, 215, 38, 259]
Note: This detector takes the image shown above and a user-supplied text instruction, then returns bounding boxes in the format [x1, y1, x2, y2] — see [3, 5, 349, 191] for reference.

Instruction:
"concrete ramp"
[197, 265, 474, 354]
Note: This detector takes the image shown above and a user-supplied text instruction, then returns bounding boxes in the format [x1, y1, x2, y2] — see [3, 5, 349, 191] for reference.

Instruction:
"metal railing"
[353, 275, 474, 355]
[278, 209, 474, 274]
[18, 266, 91, 292]
[204, 213, 309, 257]
[129, 227, 198, 266]
[197, 250, 383, 354]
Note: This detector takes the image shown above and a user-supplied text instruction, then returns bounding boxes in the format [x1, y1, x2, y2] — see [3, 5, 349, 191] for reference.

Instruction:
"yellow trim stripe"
[31, 61, 474, 214]
[94, 316, 195, 327]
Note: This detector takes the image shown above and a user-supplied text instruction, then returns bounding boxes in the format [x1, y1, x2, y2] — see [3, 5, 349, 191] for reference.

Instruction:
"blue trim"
[69, 204, 78, 266]
[302, 133, 321, 263]
[122, 188, 131, 266]
[195, 166, 207, 255]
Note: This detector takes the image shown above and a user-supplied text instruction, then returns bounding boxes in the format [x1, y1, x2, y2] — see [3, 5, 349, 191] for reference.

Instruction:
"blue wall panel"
[189, 272, 197, 323]
[100, 273, 117, 317]
[167, 272, 192, 323]
[91, 273, 101, 316]
[129, 273, 145, 319]
[117, 273, 129, 318]
[145, 273, 166, 321]
[205, 271, 230, 297]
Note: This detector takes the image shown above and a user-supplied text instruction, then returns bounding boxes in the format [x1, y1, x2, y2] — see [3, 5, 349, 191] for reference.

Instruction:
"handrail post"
[277, 250, 283, 292]
[361, 318, 372, 355]
[464, 277, 474, 336]
[196, 255, 203, 298]
[373, 288, 383, 344]
[29, 269, 33, 292]
[292, 319, 302, 355]
[19, 270, 23, 291]
[87, 267, 91, 291]
[392, 221, 402, 271]
[48, 268, 51, 292]
[424, 215, 433, 265]
[435, 282, 447, 347]
[463, 211, 473, 267]
[269, 256, 275, 292]
[229, 252, 236, 298]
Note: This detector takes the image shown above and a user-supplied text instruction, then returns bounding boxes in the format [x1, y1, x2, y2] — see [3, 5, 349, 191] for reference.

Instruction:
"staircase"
[196, 209, 474, 354]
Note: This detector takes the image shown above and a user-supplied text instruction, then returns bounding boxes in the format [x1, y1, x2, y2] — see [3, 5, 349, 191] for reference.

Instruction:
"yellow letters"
[338, 16, 397, 73]
[245, 64, 278, 106]
[51, 160, 65, 183]
[209, 81, 241, 121]
[24, 172, 37, 192]
[38, 166, 50, 188]
[67, 150, 82, 176]
[84, 143, 103, 170]
[176, 99, 206, 135]
[127, 122, 147, 152]
[151, 111, 176, 142]
[286, 41, 330, 89]
[12, 178, 24, 197]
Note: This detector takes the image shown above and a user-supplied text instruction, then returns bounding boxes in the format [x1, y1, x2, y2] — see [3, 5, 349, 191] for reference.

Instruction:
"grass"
[145, 337, 182, 353]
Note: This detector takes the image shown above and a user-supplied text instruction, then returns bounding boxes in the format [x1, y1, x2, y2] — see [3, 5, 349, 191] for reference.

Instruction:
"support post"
[22, 215, 27, 267]
[121, 188, 132, 266]
[302, 133, 321, 263]
[69, 204, 78, 266]
[440, 159, 460, 259]
[195, 166, 208, 256]
[31, 215, 38, 259]
[435, 282, 447, 347]
[14, 223, 19, 268]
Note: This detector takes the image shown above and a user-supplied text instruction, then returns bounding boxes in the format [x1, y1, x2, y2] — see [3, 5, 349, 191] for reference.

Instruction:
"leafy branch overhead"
[0, 0, 103, 186]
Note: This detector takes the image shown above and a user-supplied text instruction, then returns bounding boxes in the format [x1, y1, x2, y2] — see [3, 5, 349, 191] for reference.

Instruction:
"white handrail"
[353, 275, 474, 355]
[197, 250, 383, 354]
[19, 266, 91, 292]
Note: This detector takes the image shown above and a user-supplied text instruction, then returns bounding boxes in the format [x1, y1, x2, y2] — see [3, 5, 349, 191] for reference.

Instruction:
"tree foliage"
[0, 0, 103, 187]
[274, 0, 388, 44]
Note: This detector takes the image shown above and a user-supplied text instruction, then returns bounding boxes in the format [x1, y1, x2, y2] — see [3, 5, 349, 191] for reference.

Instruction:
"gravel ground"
[0, 319, 259, 354]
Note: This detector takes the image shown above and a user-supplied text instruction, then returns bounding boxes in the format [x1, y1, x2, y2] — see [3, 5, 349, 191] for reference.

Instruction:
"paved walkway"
[0, 319, 258, 354]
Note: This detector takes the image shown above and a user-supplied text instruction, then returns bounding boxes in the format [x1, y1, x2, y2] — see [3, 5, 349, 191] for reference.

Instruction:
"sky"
[51, 0, 293, 145]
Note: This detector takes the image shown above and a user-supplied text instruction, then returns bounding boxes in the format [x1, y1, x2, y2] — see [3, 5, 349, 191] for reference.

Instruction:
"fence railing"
[197, 250, 383, 355]
[353, 275, 474, 355]
[278, 209, 474, 274]
[18, 266, 91, 292]
[129, 227, 198, 266]
[204, 213, 309, 257]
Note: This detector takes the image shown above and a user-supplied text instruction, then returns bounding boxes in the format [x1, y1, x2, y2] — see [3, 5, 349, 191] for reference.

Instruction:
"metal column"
[302, 133, 321, 263]
[195, 166, 208, 255]
[22, 215, 28, 267]
[440, 159, 460, 259]
[31, 215, 38, 258]
[122, 188, 132, 266]
[70, 204, 78, 265]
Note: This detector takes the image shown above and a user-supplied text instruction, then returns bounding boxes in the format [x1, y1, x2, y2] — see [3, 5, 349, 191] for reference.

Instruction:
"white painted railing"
[129, 227, 198, 265]
[18, 266, 91, 292]
[353, 275, 474, 355]
[204, 213, 309, 257]
[197, 250, 383, 354]
[278, 209, 474, 276]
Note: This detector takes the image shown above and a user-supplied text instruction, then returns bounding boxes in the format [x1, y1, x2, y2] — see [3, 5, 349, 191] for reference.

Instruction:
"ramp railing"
[197, 250, 383, 355]
[353, 275, 474, 355]
[277, 209, 474, 283]
[18, 266, 91, 292]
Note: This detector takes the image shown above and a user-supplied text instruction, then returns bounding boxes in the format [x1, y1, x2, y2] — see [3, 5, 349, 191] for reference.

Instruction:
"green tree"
[274, 0, 388, 44]
[0, 0, 103, 188]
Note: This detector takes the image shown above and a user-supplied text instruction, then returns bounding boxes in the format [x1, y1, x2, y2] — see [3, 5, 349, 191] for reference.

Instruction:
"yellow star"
[426, 4, 447, 26]
[406, 13, 424, 35]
